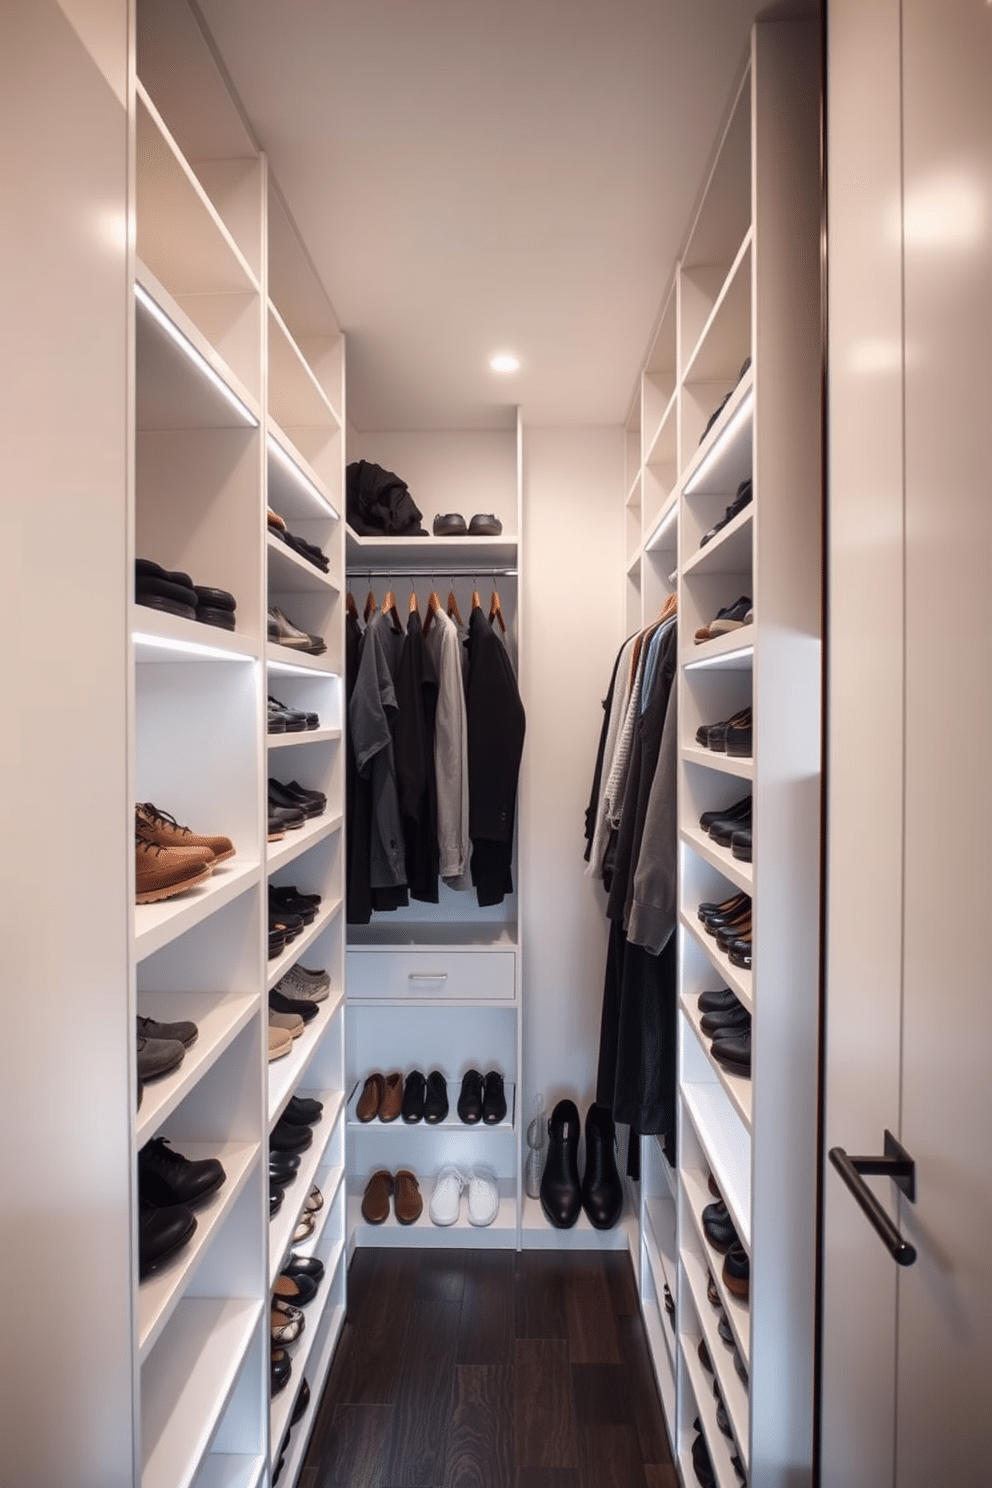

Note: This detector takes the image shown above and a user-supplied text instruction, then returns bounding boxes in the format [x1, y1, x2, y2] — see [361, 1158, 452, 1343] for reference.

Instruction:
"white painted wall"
[519, 426, 625, 1124]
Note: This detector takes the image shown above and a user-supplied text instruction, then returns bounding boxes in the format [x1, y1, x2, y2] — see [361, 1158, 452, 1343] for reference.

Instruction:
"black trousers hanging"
[596, 919, 677, 1141]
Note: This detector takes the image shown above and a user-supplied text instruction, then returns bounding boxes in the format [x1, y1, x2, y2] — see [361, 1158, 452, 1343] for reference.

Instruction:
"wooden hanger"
[363, 588, 378, 622]
[658, 592, 678, 623]
[471, 588, 482, 612]
[423, 588, 442, 635]
[489, 587, 506, 634]
[447, 588, 464, 626]
[346, 590, 359, 622]
[408, 587, 420, 615]
[381, 588, 403, 633]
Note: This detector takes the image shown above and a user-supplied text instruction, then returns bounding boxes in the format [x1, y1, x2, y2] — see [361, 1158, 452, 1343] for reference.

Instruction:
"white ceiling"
[197, 0, 765, 432]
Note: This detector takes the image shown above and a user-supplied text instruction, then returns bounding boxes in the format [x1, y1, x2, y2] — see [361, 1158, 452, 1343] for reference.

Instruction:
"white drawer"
[346, 948, 515, 1002]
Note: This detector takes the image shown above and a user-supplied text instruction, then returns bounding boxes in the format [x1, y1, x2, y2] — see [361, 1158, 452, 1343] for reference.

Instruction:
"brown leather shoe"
[378, 1072, 404, 1123]
[356, 1073, 385, 1123]
[361, 1169, 394, 1224]
[394, 1169, 423, 1225]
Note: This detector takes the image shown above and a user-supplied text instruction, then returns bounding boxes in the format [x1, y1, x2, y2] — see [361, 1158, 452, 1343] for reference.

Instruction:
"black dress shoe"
[457, 1069, 484, 1124]
[709, 809, 752, 848]
[702, 1200, 739, 1253]
[540, 1098, 582, 1229]
[270, 885, 318, 923]
[701, 894, 752, 931]
[138, 1200, 197, 1279]
[581, 1102, 623, 1230]
[269, 988, 319, 1023]
[714, 911, 752, 947]
[291, 1378, 311, 1425]
[271, 1348, 292, 1395]
[269, 1151, 301, 1181]
[482, 1070, 507, 1125]
[725, 712, 753, 757]
[728, 937, 752, 969]
[731, 827, 752, 861]
[270, 1184, 283, 1216]
[711, 1030, 752, 1075]
[138, 1137, 226, 1209]
[283, 1252, 324, 1283]
[270, 1119, 313, 1154]
[699, 794, 751, 832]
[691, 1430, 716, 1488]
[700, 1003, 751, 1037]
[269, 778, 324, 819]
[402, 1069, 426, 1123]
[423, 1069, 449, 1123]
[283, 1094, 324, 1125]
[269, 803, 306, 832]
[697, 889, 748, 921]
[697, 987, 738, 1014]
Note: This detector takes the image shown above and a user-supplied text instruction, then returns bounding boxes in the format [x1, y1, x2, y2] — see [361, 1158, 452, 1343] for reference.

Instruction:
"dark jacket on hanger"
[393, 611, 440, 902]
[345, 609, 373, 924]
[348, 609, 408, 905]
[465, 606, 526, 907]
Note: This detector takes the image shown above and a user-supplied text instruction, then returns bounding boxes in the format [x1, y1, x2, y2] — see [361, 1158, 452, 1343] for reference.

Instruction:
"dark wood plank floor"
[299, 1247, 678, 1488]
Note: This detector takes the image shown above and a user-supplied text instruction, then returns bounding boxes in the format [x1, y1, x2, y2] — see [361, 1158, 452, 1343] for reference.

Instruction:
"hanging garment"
[424, 605, 471, 886]
[393, 611, 440, 902]
[345, 607, 373, 924]
[583, 641, 626, 862]
[596, 919, 677, 1137]
[586, 633, 638, 880]
[348, 608, 408, 904]
[464, 605, 525, 907]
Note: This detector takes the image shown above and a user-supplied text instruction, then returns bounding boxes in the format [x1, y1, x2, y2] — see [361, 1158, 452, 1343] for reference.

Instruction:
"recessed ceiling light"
[489, 353, 520, 373]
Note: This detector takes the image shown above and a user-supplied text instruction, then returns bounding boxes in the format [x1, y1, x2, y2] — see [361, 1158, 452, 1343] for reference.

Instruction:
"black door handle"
[828, 1129, 917, 1267]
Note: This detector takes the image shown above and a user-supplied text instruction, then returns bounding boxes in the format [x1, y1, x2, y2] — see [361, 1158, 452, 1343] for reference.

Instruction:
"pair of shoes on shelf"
[135, 802, 235, 905]
[267, 695, 320, 733]
[268, 508, 329, 572]
[695, 705, 752, 757]
[698, 892, 753, 971]
[271, 1296, 306, 1345]
[135, 1011, 198, 1083]
[273, 961, 331, 1004]
[137, 1137, 226, 1280]
[699, 794, 752, 860]
[702, 1195, 741, 1255]
[268, 778, 326, 841]
[457, 1069, 507, 1125]
[360, 1168, 423, 1225]
[429, 1165, 500, 1227]
[271, 1115, 314, 1156]
[135, 558, 238, 631]
[356, 1069, 449, 1124]
[698, 989, 752, 1076]
[268, 605, 326, 655]
[540, 1100, 624, 1231]
[432, 512, 502, 537]
[274, 1267, 320, 1306]
[270, 884, 321, 927]
[699, 478, 753, 548]
[694, 595, 753, 644]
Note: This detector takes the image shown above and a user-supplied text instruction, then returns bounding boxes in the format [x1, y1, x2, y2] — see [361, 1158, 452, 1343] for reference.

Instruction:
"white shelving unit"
[624, 18, 822, 1484]
[344, 421, 528, 1249]
[131, 4, 348, 1485]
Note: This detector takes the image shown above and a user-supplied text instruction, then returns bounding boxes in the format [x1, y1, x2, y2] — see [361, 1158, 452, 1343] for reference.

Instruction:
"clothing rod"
[347, 567, 518, 579]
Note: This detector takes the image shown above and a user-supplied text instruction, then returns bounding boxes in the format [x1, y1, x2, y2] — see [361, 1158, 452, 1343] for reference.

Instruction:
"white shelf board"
[345, 527, 518, 572]
[267, 532, 339, 594]
[680, 373, 754, 499]
[644, 388, 678, 468]
[346, 1078, 516, 1133]
[346, 922, 518, 951]
[139, 1140, 260, 1361]
[680, 825, 753, 895]
[683, 626, 755, 669]
[681, 1090, 751, 1252]
[681, 996, 752, 1134]
[641, 1298, 677, 1447]
[268, 303, 342, 429]
[265, 643, 338, 678]
[682, 231, 753, 387]
[644, 1196, 677, 1295]
[518, 1194, 634, 1252]
[682, 1167, 751, 1364]
[266, 898, 343, 991]
[681, 1245, 749, 1463]
[269, 1237, 347, 1449]
[191, 1455, 264, 1488]
[135, 991, 259, 1145]
[680, 913, 752, 1012]
[134, 262, 261, 431]
[267, 725, 341, 752]
[644, 493, 679, 554]
[132, 605, 261, 663]
[642, 1235, 677, 1376]
[266, 811, 343, 872]
[267, 429, 340, 521]
[135, 85, 259, 298]
[683, 507, 753, 578]
[267, 991, 344, 1124]
[135, 860, 262, 962]
[681, 744, 753, 781]
[141, 1297, 262, 1488]
[350, 1190, 519, 1249]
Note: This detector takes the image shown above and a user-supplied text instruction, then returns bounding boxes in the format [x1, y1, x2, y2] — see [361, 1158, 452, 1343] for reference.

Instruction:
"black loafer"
[269, 1151, 301, 1181]
[468, 513, 503, 536]
[138, 1200, 197, 1279]
[269, 988, 319, 1022]
[699, 795, 751, 833]
[270, 1120, 313, 1155]
[283, 1094, 323, 1125]
[731, 827, 752, 861]
[271, 1348, 292, 1395]
[433, 512, 467, 536]
[138, 1137, 226, 1209]
[423, 1069, 449, 1123]
[712, 1030, 752, 1075]
[283, 1252, 324, 1283]
[697, 987, 739, 1014]
[700, 1003, 750, 1037]
[482, 1070, 507, 1125]
[457, 1069, 484, 1124]
[402, 1069, 426, 1123]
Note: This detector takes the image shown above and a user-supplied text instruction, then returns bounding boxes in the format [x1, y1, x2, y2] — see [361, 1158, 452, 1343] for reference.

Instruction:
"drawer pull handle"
[408, 972, 448, 982]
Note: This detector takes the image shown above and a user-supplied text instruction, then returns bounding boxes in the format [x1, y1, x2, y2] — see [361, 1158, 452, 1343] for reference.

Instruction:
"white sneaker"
[467, 1166, 500, 1227]
[429, 1166, 465, 1226]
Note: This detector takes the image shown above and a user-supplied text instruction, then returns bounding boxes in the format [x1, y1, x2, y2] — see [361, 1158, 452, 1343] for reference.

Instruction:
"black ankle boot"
[581, 1102, 623, 1230]
[540, 1098, 582, 1228]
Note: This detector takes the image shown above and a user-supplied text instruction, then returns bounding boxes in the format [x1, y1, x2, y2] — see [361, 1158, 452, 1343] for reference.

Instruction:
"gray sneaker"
[137, 1013, 198, 1049]
[136, 1033, 185, 1080]
[277, 966, 329, 1002]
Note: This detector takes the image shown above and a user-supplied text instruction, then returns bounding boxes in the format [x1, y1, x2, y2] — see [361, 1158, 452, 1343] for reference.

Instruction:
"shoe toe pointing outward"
[429, 1165, 464, 1226]
[580, 1102, 624, 1230]
[539, 1098, 582, 1229]
[467, 1166, 500, 1227]
[360, 1169, 394, 1225]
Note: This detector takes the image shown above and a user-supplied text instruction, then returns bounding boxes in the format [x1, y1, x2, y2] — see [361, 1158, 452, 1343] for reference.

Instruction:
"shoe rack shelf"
[623, 20, 821, 1484]
[130, 3, 347, 1486]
